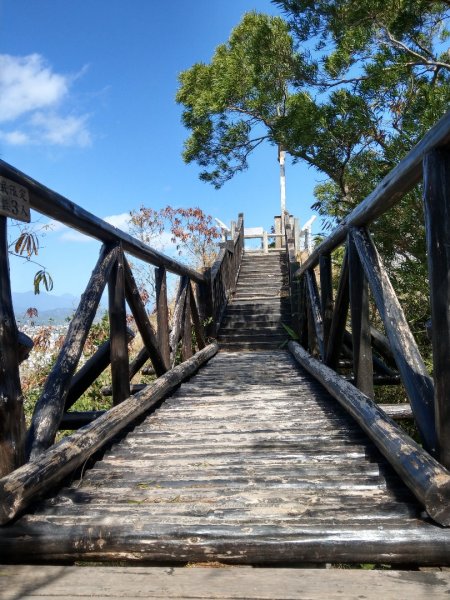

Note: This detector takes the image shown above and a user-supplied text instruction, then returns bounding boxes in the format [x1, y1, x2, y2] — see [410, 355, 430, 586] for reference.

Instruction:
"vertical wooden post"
[108, 246, 130, 405]
[0, 217, 25, 476]
[348, 233, 374, 399]
[263, 231, 268, 254]
[325, 249, 349, 369]
[181, 282, 193, 361]
[319, 253, 333, 353]
[155, 266, 170, 370]
[198, 267, 213, 338]
[423, 148, 450, 468]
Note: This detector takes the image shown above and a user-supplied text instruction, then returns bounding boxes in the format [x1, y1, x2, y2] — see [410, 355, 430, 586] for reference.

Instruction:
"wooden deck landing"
[2, 350, 450, 565]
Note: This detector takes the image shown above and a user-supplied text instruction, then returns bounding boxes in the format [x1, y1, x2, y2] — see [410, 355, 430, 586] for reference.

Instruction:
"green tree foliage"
[176, 12, 311, 188]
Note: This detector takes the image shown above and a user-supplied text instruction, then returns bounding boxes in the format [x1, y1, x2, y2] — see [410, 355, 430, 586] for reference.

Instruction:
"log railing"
[285, 110, 450, 525]
[0, 160, 221, 493]
[208, 213, 244, 336]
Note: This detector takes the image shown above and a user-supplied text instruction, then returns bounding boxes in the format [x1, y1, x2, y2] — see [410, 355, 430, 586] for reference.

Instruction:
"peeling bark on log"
[109, 247, 130, 406]
[27, 244, 119, 461]
[0, 217, 25, 476]
[351, 227, 437, 456]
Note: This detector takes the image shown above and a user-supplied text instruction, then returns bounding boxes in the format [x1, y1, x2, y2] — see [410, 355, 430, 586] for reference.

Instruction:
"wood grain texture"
[27, 244, 119, 460]
[3, 565, 450, 600]
[288, 341, 450, 527]
[0, 217, 25, 476]
[3, 349, 450, 564]
[0, 343, 218, 525]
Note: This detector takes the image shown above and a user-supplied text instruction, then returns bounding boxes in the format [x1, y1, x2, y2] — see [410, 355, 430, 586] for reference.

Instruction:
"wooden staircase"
[2, 252, 450, 565]
[218, 252, 292, 350]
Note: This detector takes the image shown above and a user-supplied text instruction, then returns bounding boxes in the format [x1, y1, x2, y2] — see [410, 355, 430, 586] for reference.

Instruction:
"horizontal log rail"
[0, 343, 219, 525]
[0, 161, 236, 480]
[0, 160, 205, 284]
[282, 110, 450, 519]
[209, 213, 244, 336]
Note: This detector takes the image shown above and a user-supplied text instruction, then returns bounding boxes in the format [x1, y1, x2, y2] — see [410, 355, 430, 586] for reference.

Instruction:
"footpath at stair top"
[218, 252, 292, 351]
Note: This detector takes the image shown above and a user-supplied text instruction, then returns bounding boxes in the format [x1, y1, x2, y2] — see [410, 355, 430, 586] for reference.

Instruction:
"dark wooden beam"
[59, 410, 106, 429]
[17, 331, 33, 364]
[325, 250, 349, 369]
[288, 341, 450, 527]
[108, 246, 130, 406]
[423, 148, 450, 469]
[0, 160, 205, 284]
[27, 244, 119, 460]
[189, 283, 206, 350]
[294, 110, 450, 277]
[348, 232, 374, 398]
[181, 283, 193, 361]
[351, 227, 437, 456]
[0, 217, 25, 476]
[155, 266, 170, 370]
[123, 258, 166, 377]
[170, 276, 189, 366]
[319, 253, 333, 352]
[305, 269, 324, 358]
[0, 342, 219, 525]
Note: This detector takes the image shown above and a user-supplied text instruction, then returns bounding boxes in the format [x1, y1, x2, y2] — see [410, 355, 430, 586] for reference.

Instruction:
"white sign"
[0, 177, 31, 223]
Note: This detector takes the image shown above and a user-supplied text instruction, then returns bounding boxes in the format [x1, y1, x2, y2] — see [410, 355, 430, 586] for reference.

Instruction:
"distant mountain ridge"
[13, 291, 79, 314]
[13, 291, 108, 326]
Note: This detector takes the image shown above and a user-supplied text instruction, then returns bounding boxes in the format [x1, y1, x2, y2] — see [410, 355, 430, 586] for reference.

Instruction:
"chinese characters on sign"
[0, 177, 31, 223]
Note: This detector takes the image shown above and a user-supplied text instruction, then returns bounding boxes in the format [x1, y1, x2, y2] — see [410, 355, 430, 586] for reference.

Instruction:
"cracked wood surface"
[2, 350, 450, 564]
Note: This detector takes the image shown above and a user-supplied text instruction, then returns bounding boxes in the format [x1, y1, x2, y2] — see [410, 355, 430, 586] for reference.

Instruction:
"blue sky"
[0, 0, 319, 296]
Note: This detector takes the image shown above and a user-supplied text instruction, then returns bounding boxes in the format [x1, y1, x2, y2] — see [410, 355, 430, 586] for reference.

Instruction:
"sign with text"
[0, 177, 31, 223]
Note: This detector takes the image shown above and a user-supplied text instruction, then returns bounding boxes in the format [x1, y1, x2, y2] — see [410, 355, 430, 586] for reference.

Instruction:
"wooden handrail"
[284, 110, 450, 507]
[209, 212, 244, 335]
[295, 109, 450, 277]
[0, 160, 205, 284]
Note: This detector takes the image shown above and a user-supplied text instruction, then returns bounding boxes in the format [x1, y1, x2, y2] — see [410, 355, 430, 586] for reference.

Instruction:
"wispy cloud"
[104, 212, 131, 231]
[0, 53, 92, 148]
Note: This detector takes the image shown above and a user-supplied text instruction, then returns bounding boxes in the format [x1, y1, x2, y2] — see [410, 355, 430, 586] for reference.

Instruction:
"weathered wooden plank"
[27, 243, 119, 460]
[108, 246, 130, 406]
[0, 216, 25, 476]
[348, 233, 374, 398]
[288, 341, 450, 526]
[124, 258, 166, 377]
[3, 519, 450, 564]
[0, 342, 219, 524]
[3, 565, 450, 600]
[155, 265, 170, 369]
[0, 160, 206, 283]
[351, 227, 437, 455]
[423, 148, 450, 469]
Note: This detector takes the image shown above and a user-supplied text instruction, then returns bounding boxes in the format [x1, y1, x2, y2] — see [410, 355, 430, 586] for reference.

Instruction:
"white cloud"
[0, 53, 92, 148]
[0, 130, 31, 145]
[104, 212, 131, 231]
[60, 230, 93, 243]
[0, 54, 68, 123]
[31, 112, 91, 147]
